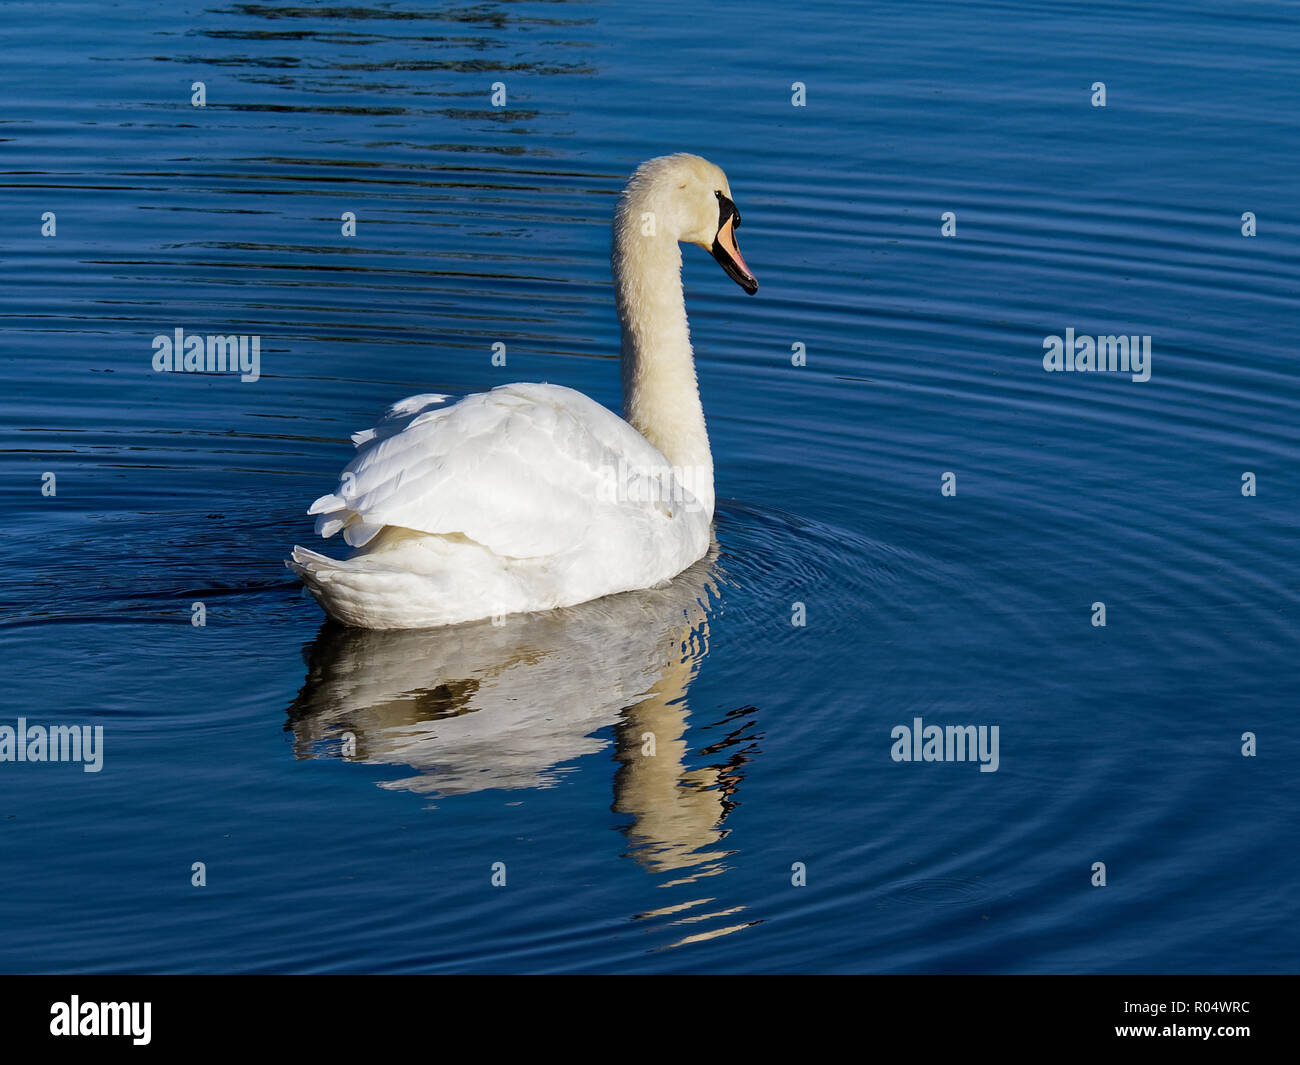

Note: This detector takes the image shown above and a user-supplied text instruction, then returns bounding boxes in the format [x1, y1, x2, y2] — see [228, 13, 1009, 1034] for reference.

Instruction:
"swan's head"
[617, 153, 758, 295]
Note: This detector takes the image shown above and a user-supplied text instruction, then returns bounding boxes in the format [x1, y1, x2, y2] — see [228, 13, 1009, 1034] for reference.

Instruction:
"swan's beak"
[711, 196, 758, 295]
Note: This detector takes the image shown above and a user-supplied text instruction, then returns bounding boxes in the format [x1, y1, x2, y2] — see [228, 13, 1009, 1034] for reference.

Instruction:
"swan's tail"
[287, 545, 435, 630]
[287, 532, 531, 630]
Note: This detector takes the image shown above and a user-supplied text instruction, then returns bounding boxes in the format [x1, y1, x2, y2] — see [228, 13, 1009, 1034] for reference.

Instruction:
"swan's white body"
[289, 382, 711, 629]
[289, 154, 756, 629]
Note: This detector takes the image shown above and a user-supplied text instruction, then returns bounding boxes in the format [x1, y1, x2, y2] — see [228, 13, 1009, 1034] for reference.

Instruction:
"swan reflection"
[286, 543, 757, 886]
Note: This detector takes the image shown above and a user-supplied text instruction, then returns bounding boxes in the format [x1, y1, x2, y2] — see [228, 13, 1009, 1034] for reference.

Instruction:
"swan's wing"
[307, 382, 687, 557]
[348, 393, 449, 447]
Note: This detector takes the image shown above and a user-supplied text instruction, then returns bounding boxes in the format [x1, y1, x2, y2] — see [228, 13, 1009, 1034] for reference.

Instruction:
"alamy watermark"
[890, 717, 999, 773]
[152, 327, 261, 382]
[1043, 328, 1151, 382]
[595, 459, 710, 513]
[0, 718, 103, 772]
[50, 996, 150, 1045]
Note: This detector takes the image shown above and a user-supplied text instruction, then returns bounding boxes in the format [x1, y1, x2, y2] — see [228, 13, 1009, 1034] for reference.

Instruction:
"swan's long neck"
[613, 212, 714, 518]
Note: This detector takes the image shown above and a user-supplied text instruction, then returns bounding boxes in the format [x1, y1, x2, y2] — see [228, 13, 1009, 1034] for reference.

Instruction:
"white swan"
[288, 153, 757, 629]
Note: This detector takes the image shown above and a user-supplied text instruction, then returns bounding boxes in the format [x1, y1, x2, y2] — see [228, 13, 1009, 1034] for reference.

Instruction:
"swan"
[288, 153, 757, 629]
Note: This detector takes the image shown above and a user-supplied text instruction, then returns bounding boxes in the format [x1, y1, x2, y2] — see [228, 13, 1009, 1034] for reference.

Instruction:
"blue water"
[2, 0, 1297, 973]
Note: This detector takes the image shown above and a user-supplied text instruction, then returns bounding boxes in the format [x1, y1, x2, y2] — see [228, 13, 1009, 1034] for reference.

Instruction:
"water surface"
[1, 0, 1297, 972]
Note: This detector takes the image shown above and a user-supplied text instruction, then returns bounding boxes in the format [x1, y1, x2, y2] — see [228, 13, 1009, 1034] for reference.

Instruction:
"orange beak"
[711, 193, 758, 294]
